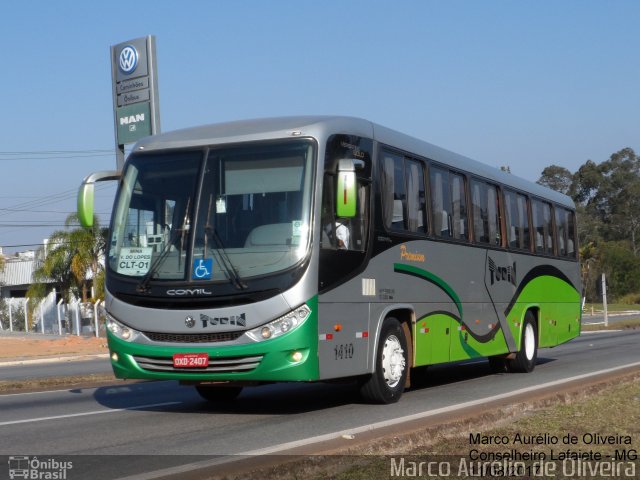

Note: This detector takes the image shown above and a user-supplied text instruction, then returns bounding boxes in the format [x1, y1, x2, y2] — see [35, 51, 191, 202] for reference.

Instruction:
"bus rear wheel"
[195, 385, 243, 402]
[509, 312, 538, 373]
[360, 318, 408, 404]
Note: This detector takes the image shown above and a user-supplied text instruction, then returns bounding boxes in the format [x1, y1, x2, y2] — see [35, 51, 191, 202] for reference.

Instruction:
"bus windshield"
[108, 140, 315, 284]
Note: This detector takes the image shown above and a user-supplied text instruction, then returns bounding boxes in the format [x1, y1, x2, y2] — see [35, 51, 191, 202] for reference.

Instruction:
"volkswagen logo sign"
[119, 45, 138, 74]
[185, 316, 196, 328]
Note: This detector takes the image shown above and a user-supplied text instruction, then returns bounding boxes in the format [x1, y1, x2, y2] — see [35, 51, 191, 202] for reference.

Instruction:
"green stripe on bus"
[394, 263, 463, 318]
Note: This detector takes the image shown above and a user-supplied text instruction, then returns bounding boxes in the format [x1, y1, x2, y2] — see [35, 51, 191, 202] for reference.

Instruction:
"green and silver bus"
[78, 116, 581, 404]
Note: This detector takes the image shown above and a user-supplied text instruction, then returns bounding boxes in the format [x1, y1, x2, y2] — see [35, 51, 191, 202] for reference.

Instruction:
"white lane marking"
[1, 388, 101, 397]
[0, 402, 181, 427]
[115, 360, 640, 480]
[581, 329, 623, 334]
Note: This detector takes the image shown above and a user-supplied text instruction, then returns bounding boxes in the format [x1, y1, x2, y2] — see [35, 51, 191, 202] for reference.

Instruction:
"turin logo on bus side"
[488, 257, 517, 286]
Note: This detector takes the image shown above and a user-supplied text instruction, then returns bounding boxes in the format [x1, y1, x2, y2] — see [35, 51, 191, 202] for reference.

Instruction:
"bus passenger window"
[566, 210, 576, 257]
[532, 199, 553, 255]
[471, 179, 500, 245]
[555, 207, 567, 256]
[504, 190, 530, 250]
[487, 185, 500, 245]
[555, 207, 576, 258]
[517, 194, 531, 251]
[430, 167, 451, 238]
[380, 152, 426, 234]
[471, 181, 486, 242]
[450, 173, 468, 241]
[406, 159, 426, 233]
[381, 152, 405, 231]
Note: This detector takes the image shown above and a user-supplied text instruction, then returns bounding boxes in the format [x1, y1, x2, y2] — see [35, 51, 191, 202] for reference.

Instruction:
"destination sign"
[116, 247, 153, 276]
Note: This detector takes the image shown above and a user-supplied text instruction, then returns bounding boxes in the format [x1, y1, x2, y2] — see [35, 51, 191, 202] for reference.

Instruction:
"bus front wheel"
[360, 318, 408, 404]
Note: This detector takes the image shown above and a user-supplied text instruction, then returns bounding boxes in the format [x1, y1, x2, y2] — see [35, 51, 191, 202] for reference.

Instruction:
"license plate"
[173, 353, 209, 368]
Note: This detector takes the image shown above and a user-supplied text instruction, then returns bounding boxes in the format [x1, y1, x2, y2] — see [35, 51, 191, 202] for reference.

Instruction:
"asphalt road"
[0, 358, 112, 380]
[0, 330, 639, 480]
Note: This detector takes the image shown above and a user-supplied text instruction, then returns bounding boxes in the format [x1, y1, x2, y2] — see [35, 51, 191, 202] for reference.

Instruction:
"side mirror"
[336, 159, 363, 218]
[77, 171, 121, 227]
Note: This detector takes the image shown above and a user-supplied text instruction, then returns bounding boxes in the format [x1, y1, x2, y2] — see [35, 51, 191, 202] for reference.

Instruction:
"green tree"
[572, 159, 602, 205]
[598, 149, 640, 255]
[27, 214, 107, 304]
[538, 165, 574, 196]
[67, 214, 108, 301]
[598, 241, 640, 299]
[539, 147, 640, 300]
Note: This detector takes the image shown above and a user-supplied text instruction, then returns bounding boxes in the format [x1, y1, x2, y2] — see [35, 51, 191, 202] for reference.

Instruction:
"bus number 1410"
[334, 343, 354, 360]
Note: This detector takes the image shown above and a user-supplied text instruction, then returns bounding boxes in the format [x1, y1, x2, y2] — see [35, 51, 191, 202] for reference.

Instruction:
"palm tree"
[67, 214, 108, 302]
[27, 214, 107, 303]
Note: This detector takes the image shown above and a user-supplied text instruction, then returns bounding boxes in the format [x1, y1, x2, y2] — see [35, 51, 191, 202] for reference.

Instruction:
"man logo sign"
[119, 45, 138, 74]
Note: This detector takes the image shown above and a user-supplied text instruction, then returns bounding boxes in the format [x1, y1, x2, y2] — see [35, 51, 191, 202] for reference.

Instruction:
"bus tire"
[360, 318, 408, 404]
[509, 312, 538, 373]
[195, 385, 243, 402]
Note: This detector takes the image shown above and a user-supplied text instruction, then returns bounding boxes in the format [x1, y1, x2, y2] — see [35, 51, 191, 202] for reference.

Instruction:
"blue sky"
[0, 1, 638, 253]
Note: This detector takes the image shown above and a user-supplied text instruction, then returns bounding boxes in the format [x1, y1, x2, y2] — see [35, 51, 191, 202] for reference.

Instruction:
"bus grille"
[132, 354, 263, 373]
[142, 331, 243, 343]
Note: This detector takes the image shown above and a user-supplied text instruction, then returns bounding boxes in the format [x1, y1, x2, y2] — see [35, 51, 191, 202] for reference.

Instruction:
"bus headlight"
[106, 314, 140, 342]
[246, 305, 311, 342]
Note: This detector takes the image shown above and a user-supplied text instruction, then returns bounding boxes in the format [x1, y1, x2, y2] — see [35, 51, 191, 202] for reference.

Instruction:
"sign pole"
[111, 35, 160, 171]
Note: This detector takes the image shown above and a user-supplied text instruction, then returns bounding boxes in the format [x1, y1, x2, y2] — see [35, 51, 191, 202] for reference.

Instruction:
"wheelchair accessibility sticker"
[192, 258, 213, 280]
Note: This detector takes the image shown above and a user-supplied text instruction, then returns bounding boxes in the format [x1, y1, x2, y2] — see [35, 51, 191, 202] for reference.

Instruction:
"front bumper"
[107, 299, 319, 383]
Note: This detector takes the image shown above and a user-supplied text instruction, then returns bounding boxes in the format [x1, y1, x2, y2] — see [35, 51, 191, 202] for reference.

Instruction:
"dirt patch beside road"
[0, 334, 107, 360]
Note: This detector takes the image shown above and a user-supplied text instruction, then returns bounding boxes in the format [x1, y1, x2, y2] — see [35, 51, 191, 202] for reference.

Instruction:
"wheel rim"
[524, 323, 535, 360]
[381, 334, 406, 388]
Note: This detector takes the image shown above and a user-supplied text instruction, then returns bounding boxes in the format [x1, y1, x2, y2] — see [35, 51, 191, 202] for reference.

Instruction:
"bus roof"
[133, 115, 574, 209]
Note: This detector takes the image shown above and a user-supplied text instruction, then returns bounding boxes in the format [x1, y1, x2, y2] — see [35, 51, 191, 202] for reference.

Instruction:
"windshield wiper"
[203, 194, 247, 290]
[208, 226, 247, 290]
[136, 198, 191, 293]
[203, 194, 248, 290]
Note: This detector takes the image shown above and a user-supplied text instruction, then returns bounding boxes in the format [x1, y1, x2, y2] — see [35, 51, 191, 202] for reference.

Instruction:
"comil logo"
[119, 45, 138, 74]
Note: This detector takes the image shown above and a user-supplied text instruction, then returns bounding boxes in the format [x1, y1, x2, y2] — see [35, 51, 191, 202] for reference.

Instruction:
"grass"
[333, 377, 640, 480]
